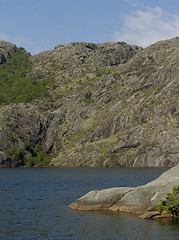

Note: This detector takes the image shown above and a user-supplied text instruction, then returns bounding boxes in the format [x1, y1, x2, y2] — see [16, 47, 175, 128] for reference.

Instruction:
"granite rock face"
[69, 164, 179, 213]
[0, 37, 178, 167]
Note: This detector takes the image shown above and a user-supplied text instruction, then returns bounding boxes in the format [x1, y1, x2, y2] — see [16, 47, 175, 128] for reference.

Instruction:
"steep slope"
[0, 38, 178, 167]
[49, 38, 179, 167]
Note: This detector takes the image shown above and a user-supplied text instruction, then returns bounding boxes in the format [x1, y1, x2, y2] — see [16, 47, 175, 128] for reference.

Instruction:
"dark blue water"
[0, 167, 178, 240]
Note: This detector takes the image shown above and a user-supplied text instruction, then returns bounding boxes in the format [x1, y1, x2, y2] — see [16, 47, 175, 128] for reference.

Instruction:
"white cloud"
[113, 7, 179, 47]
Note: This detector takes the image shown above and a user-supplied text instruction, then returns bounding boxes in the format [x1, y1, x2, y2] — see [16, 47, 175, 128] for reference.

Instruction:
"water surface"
[0, 167, 178, 239]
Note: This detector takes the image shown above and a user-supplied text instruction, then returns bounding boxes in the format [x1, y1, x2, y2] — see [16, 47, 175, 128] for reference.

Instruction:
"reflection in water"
[0, 167, 178, 240]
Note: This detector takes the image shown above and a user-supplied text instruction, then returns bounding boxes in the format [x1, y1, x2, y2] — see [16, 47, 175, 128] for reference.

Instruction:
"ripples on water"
[0, 167, 178, 239]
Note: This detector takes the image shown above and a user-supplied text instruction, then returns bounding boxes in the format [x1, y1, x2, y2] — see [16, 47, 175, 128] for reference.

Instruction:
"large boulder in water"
[69, 164, 179, 213]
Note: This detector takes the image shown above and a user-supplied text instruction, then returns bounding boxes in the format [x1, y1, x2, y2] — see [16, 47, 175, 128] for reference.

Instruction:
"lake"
[0, 167, 178, 239]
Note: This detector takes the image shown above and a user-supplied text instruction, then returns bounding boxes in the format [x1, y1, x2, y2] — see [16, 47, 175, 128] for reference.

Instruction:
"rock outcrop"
[69, 164, 179, 216]
[0, 41, 17, 64]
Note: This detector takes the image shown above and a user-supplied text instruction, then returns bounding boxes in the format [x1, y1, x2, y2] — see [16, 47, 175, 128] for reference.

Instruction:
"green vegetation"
[8, 142, 53, 167]
[156, 186, 179, 216]
[9, 145, 25, 166]
[0, 49, 49, 106]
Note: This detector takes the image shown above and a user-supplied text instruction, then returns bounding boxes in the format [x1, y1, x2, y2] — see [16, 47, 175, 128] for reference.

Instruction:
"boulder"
[160, 211, 174, 218]
[139, 211, 161, 219]
[69, 164, 179, 214]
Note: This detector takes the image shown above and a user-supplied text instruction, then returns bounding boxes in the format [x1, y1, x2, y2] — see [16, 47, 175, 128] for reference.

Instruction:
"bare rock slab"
[110, 164, 179, 213]
[68, 187, 133, 211]
[69, 164, 179, 213]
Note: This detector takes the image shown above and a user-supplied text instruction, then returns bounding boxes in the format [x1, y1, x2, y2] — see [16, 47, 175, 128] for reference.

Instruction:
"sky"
[0, 0, 179, 55]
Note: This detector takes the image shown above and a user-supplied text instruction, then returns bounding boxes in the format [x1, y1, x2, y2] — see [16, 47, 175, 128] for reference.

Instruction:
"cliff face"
[0, 37, 178, 167]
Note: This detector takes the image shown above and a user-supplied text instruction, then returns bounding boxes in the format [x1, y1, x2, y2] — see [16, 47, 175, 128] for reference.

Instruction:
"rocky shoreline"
[69, 164, 179, 219]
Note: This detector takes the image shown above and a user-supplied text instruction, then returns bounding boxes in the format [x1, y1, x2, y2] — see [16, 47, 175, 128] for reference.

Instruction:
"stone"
[161, 211, 173, 218]
[139, 211, 161, 219]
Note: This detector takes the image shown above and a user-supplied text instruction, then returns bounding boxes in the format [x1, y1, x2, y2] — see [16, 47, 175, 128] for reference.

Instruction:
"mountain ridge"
[0, 37, 178, 167]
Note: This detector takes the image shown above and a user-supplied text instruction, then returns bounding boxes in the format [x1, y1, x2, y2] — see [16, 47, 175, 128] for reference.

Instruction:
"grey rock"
[110, 164, 179, 213]
[160, 211, 173, 218]
[69, 164, 179, 213]
[139, 211, 161, 219]
[69, 187, 133, 210]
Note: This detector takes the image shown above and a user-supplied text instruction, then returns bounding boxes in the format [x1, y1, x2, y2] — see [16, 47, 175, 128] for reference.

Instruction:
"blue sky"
[0, 0, 179, 54]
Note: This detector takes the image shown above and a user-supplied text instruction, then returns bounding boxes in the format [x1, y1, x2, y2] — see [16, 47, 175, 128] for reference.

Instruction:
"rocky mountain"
[0, 37, 178, 167]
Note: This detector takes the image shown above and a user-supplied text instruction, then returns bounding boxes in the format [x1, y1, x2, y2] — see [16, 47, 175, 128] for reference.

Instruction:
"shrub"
[8, 142, 52, 167]
[8, 145, 25, 166]
[156, 186, 179, 216]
